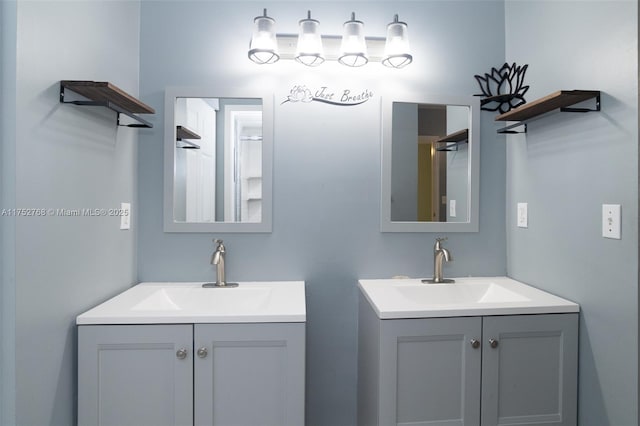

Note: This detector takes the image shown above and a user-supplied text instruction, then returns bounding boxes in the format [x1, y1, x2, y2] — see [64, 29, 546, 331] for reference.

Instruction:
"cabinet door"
[194, 323, 305, 426]
[78, 324, 193, 426]
[379, 317, 482, 426]
[481, 314, 578, 426]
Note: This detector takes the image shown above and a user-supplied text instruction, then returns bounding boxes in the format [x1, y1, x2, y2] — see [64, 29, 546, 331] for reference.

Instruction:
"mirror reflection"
[164, 88, 272, 233]
[391, 102, 470, 223]
[381, 94, 479, 233]
[173, 97, 263, 224]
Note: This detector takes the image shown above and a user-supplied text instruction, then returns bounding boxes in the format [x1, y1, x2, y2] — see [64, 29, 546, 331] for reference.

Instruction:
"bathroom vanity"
[76, 281, 305, 426]
[358, 277, 579, 426]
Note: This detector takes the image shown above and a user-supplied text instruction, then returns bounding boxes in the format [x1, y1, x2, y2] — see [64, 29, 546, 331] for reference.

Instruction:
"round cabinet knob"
[470, 339, 480, 349]
[489, 338, 499, 348]
[176, 348, 188, 360]
[197, 347, 208, 358]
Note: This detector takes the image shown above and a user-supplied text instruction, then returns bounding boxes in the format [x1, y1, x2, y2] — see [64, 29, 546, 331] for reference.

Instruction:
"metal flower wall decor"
[474, 62, 529, 113]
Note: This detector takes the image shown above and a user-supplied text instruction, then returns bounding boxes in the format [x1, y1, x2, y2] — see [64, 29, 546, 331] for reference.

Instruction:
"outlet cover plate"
[517, 203, 528, 228]
[602, 204, 621, 239]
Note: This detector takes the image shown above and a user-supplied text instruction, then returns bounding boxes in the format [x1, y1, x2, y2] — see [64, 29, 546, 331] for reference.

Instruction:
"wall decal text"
[282, 85, 374, 107]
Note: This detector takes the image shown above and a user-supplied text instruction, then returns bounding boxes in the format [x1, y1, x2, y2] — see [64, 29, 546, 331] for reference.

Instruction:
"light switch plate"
[602, 204, 621, 239]
[517, 203, 528, 228]
[120, 202, 131, 230]
[449, 199, 457, 218]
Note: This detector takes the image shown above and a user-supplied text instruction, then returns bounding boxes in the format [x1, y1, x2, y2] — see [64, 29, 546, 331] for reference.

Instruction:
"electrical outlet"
[602, 204, 621, 239]
[517, 203, 528, 228]
[449, 199, 457, 218]
[120, 202, 131, 230]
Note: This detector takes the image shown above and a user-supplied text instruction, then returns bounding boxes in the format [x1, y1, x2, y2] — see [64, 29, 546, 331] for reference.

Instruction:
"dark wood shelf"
[495, 90, 600, 133]
[59, 80, 155, 128]
[436, 129, 468, 152]
[61, 81, 154, 113]
[176, 126, 201, 149]
[176, 126, 201, 141]
[437, 129, 468, 144]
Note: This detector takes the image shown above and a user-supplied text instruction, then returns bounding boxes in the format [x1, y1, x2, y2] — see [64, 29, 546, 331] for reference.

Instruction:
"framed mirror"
[381, 94, 480, 232]
[164, 87, 273, 232]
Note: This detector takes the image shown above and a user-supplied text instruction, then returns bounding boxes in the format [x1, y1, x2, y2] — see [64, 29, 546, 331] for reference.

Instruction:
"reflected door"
[176, 98, 217, 223]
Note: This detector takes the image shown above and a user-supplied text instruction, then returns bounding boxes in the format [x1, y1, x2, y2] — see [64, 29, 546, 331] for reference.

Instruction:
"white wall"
[138, 2, 506, 424]
[505, 1, 638, 425]
[446, 105, 471, 222]
[3, 1, 141, 424]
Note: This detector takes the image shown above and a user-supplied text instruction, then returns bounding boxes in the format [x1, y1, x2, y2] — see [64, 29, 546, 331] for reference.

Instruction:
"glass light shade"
[382, 15, 412, 68]
[295, 11, 324, 67]
[248, 9, 280, 65]
[338, 12, 368, 67]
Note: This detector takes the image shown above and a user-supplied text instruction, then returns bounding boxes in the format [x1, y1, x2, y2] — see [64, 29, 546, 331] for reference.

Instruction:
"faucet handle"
[213, 239, 225, 252]
[434, 237, 448, 251]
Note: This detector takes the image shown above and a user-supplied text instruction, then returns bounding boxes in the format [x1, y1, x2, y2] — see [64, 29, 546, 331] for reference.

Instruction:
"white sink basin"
[131, 286, 273, 312]
[359, 277, 579, 319]
[76, 281, 306, 324]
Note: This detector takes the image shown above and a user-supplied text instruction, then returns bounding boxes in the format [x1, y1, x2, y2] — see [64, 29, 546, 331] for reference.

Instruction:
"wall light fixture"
[248, 10, 413, 69]
[295, 11, 325, 67]
[338, 13, 368, 67]
[382, 15, 412, 69]
[248, 9, 280, 65]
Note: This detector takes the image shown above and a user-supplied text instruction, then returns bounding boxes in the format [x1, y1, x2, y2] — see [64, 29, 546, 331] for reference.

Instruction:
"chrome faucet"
[203, 239, 238, 288]
[422, 237, 455, 284]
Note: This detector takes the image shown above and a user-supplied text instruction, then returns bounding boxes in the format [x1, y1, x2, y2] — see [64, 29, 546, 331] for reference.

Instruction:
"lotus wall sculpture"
[474, 62, 529, 113]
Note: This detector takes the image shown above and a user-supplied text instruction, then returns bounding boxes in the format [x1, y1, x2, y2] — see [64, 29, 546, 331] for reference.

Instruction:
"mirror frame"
[163, 87, 273, 233]
[381, 93, 480, 232]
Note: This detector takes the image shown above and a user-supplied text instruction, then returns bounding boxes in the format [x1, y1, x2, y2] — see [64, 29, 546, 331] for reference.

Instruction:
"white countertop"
[76, 281, 306, 325]
[358, 276, 579, 319]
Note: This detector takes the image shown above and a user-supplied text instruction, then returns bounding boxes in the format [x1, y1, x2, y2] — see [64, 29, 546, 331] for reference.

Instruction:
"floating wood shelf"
[59, 80, 155, 128]
[176, 126, 201, 149]
[176, 126, 201, 141]
[436, 129, 468, 152]
[495, 90, 600, 134]
[437, 129, 468, 143]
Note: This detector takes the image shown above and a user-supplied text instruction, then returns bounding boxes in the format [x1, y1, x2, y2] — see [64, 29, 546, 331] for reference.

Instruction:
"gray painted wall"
[2, 1, 141, 425]
[138, 2, 506, 425]
[1, 1, 18, 425]
[505, 1, 638, 425]
[391, 102, 418, 221]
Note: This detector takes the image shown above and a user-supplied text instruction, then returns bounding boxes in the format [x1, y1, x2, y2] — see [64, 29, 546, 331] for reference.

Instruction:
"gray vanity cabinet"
[480, 314, 578, 426]
[78, 323, 305, 426]
[193, 323, 305, 426]
[358, 297, 578, 426]
[78, 325, 194, 426]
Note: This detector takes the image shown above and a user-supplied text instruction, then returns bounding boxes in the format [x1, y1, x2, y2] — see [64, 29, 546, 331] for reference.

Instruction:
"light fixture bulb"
[338, 12, 368, 67]
[295, 10, 325, 67]
[382, 14, 412, 68]
[248, 9, 280, 64]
